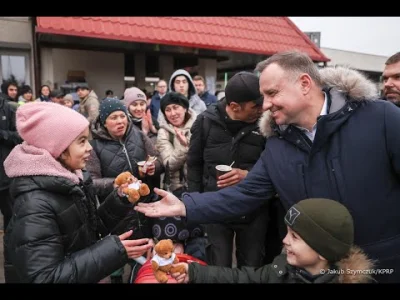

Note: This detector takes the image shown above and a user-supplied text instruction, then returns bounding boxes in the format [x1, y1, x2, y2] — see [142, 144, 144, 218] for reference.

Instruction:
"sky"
[289, 17, 400, 57]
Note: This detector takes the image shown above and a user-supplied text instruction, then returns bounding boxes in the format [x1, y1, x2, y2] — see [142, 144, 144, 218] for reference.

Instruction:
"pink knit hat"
[16, 102, 89, 158]
[124, 87, 147, 108]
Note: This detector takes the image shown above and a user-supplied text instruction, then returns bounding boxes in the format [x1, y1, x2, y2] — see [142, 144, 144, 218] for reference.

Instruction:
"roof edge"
[284, 17, 330, 62]
[36, 25, 325, 60]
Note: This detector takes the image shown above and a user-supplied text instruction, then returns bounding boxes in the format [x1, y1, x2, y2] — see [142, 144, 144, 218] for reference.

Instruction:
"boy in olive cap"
[171, 198, 375, 284]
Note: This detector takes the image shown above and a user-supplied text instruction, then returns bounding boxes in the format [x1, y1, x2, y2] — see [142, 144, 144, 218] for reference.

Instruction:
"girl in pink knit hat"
[3, 102, 154, 283]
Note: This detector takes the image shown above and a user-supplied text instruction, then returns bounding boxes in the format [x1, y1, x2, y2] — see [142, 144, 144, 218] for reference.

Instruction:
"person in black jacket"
[0, 90, 22, 233]
[0, 78, 19, 109]
[187, 71, 269, 268]
[3, 102, 153, 283]
[135, 51, 400, 283]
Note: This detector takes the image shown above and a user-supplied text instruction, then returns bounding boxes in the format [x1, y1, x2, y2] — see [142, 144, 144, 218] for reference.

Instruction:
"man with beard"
[382, 52, 400, 107]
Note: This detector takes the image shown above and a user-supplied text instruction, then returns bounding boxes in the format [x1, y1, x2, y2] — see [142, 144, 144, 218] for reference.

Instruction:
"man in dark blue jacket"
[136, 51, 400, 283]
[193, 75, 217, 107]
[149, 80, 168, 120]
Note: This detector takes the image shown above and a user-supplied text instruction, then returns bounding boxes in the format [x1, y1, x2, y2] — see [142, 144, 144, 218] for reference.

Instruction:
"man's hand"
[134, 188, 186, 217]
[118, 230, 153, 259]
[171, 262, 190, 283]
[217, 168, 248, 188]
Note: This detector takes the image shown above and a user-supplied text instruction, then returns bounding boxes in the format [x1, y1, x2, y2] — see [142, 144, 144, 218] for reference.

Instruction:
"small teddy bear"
[114, 171, 150, 204]
[151, 239, 186, 283]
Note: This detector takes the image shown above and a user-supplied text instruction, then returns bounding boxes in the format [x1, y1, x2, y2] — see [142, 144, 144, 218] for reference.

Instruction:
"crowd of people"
[0, 50, 399, 284]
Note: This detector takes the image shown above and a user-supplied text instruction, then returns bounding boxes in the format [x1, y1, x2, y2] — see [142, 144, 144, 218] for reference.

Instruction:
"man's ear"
[299, 73, 312, 94]
[229, 102, 241, 112]
[318, 254, 328, 262]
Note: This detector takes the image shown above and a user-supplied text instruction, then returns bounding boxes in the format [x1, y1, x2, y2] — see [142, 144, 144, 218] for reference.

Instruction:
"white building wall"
[0, 17, 35, 93]
[41, 48, 125, 98]
[198, 58, 217, 95]
[0, 17, 32, 44]
[322, 47, 388, 72]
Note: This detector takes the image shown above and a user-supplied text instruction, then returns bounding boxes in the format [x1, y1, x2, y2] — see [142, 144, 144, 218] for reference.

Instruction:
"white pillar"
[198, 58, 217, 95]
[40, 47, 54, 89]
[134, 53, 146, 89]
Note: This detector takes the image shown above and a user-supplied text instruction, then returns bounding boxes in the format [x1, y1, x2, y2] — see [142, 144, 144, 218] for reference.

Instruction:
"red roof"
[36, 17, 329, 62]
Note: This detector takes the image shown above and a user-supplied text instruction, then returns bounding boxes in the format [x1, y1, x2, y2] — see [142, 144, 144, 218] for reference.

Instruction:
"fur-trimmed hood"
[336, 246, 376, 283]
[258, 66, 379, 138]
[279, 245, 375, 283]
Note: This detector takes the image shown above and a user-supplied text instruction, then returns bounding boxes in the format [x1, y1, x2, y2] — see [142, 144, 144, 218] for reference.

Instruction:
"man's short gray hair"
[254, 51, 323, 88]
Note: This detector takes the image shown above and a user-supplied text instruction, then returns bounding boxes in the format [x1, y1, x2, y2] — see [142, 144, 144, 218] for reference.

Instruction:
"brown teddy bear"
[151, 239, 186, 283]
[114, 171, 150, 203]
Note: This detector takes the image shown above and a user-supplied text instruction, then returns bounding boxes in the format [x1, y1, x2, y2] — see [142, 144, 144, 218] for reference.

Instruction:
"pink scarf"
[4, 142, 83, 184]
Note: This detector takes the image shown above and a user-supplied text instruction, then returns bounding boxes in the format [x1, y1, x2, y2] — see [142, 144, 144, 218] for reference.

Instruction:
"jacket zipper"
[120, 141, 142, 227]
[329, 159, 343, 203]
[120, 141, 134, 173]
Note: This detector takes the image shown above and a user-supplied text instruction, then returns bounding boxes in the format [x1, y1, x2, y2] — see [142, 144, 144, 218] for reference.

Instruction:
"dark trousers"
[205, 208, 269, 268]
[0, 188, 13, 232]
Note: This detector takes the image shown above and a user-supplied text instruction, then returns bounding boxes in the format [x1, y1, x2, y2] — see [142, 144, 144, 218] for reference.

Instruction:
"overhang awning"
[36, 17, 329, 62]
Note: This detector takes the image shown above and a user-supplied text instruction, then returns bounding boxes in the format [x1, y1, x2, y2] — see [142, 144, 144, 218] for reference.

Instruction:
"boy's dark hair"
[1, 78, 19, 94]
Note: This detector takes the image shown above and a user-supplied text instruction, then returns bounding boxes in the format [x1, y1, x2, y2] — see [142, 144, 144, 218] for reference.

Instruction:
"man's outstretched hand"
[134, 188, 187, 217]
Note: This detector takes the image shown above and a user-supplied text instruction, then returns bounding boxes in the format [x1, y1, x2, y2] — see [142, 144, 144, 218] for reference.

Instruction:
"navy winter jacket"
[182, 67, 400, 283]
[150, 93, 162, 120]
[199, 91, 218, 106]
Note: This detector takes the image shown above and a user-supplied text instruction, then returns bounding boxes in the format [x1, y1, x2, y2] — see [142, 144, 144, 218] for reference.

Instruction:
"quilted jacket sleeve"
[7, 196, 128, 283]
[188, 262, 272, 283]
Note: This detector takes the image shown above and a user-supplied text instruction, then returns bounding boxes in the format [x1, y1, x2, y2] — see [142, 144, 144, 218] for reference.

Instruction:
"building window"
[0, 51, 30, 85]
[174, 56, 198, 72]
[124, 53, 135, 77]
[146, 55, 159, 77]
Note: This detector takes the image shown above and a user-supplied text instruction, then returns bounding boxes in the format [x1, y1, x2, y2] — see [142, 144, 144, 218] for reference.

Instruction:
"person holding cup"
[123, 87, 162, 194]
[86, 97, 163, 203]
[186, 71, 270, 269]
[85, 97, 164, 282]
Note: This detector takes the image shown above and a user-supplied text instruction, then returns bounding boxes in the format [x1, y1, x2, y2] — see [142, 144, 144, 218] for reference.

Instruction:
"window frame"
[0, 49, 31, 85]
